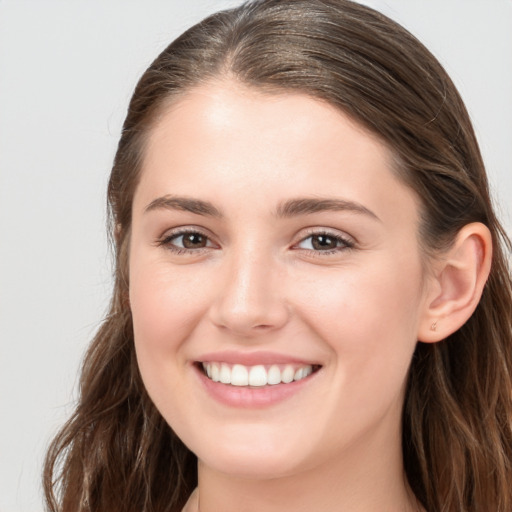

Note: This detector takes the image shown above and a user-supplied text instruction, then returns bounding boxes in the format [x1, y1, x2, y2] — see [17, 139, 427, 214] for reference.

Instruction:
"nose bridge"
[209, 239, 289, 335]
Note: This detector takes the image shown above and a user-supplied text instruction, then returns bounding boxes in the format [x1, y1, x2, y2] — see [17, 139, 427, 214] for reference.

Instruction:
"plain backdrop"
[0, 1, 511, 510]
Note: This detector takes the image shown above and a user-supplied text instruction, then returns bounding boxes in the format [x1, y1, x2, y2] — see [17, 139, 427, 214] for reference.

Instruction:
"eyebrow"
[144, 194, 380, 221]
[275, 197, 380, 221]
[144, 195, 223, 217]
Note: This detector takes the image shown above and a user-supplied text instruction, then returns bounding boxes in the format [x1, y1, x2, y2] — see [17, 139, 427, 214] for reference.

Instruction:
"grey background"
[1, 1, 510, 510]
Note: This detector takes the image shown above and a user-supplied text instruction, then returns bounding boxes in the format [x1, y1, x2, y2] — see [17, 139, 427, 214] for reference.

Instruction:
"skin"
[129, 80, 433, 511]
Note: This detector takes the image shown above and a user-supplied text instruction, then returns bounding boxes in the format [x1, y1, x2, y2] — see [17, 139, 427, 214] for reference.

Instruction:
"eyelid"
[156, 226, 218, 252]
[298, 226, 356, 243]
[155, 225, 355, 255]
[292, 227, 356, 253]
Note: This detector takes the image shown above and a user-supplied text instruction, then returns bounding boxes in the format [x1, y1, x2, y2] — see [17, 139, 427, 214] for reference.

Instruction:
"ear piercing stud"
[430, 321, 438, 332]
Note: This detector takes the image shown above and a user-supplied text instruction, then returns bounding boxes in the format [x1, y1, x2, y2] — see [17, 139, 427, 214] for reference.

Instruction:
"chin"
[186, 425, 313, 480]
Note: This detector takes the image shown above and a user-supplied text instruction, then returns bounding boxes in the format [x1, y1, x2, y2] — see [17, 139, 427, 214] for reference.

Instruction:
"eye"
[296, 232, 353, 253]
[173, 232, 209, 249]
[158, 229, 215, 253]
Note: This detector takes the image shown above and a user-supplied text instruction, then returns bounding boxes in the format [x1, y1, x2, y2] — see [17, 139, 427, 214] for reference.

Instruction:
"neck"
[193, 416, 422, 512]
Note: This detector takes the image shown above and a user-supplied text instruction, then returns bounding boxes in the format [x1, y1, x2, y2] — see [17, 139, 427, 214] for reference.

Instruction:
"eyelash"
[294, 231, 355, 256]
[156, 228, 214, 255]
[156, 228, 355, 256]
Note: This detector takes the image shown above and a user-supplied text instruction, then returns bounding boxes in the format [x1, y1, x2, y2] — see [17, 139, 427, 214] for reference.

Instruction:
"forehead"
[146, 80, 391, 169]
[135, 80, 419, 227]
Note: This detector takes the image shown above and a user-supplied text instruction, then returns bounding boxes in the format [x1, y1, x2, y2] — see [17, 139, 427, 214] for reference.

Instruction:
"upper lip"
[196, 350, 320, 366]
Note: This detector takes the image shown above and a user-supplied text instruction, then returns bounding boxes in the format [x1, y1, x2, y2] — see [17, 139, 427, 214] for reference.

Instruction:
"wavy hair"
[44, 1, 512, 510]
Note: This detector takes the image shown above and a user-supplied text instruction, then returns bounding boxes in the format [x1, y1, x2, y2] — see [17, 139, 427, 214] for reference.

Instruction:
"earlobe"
[418, 222, 492, 343]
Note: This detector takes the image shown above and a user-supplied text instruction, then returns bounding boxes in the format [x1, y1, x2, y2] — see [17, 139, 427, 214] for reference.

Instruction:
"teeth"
[295, 366, 313, 380]
[231, 364, 249, 386]
[281, 365, 295, 384]
[248, 365, 267, 387]
[201, 362, 315, 387]
[220, 363, 231, 384]
[211, 362, 220, 382]
[267, 365, 281, 385]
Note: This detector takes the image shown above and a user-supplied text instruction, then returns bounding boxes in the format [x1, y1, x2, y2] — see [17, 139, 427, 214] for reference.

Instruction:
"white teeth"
[220, 363, 231, 384]
[231, 364, 249, 386]
[294, 366, 313, 380]
[248, 365, 267, 387]
[281, 365, 295, 384]
[201, 362, 315, 387]
[267, 365, 281, 385]
[211, 362, 220, 382]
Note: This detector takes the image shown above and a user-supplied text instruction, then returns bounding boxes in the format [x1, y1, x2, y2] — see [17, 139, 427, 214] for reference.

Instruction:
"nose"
[208, 247, 290, 337]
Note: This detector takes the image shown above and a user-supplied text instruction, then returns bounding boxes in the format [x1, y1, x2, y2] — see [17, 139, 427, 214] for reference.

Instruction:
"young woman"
[44, 1, 512, 511]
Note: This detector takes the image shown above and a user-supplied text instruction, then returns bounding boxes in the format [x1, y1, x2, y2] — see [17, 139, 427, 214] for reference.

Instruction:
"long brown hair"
[44, 1, 512, 510]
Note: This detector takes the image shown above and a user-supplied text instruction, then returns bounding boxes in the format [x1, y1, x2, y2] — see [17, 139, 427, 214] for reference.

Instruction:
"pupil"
[183, 233, 206, 248]
[312, 235, 337, 250]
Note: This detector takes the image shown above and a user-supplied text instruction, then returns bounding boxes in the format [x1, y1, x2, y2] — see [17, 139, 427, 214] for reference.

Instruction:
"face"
[129, 81, 431, 479]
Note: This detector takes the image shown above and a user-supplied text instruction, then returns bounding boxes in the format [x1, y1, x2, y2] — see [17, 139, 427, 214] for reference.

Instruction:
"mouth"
[197, 362, 321, 387]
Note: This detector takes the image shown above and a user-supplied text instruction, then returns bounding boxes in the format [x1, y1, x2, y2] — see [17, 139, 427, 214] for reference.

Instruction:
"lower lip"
[194, 365, 319, 408]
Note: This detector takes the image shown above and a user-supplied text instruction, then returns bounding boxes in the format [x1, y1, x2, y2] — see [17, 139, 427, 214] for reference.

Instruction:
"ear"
[418, 222, 492, 343]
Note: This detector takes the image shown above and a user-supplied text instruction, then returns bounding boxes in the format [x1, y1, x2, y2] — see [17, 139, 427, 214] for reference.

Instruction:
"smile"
[201, 362, 317, 387]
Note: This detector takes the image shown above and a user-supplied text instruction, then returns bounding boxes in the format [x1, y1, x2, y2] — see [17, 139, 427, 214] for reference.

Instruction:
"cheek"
[130, 257, 208, 350]
[128, 259, 210, 423]
[289, 259, 424, 441]
[293, 255, 424, 382]
[296, 257, 423, 332]
[128, 254, 214, 416]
